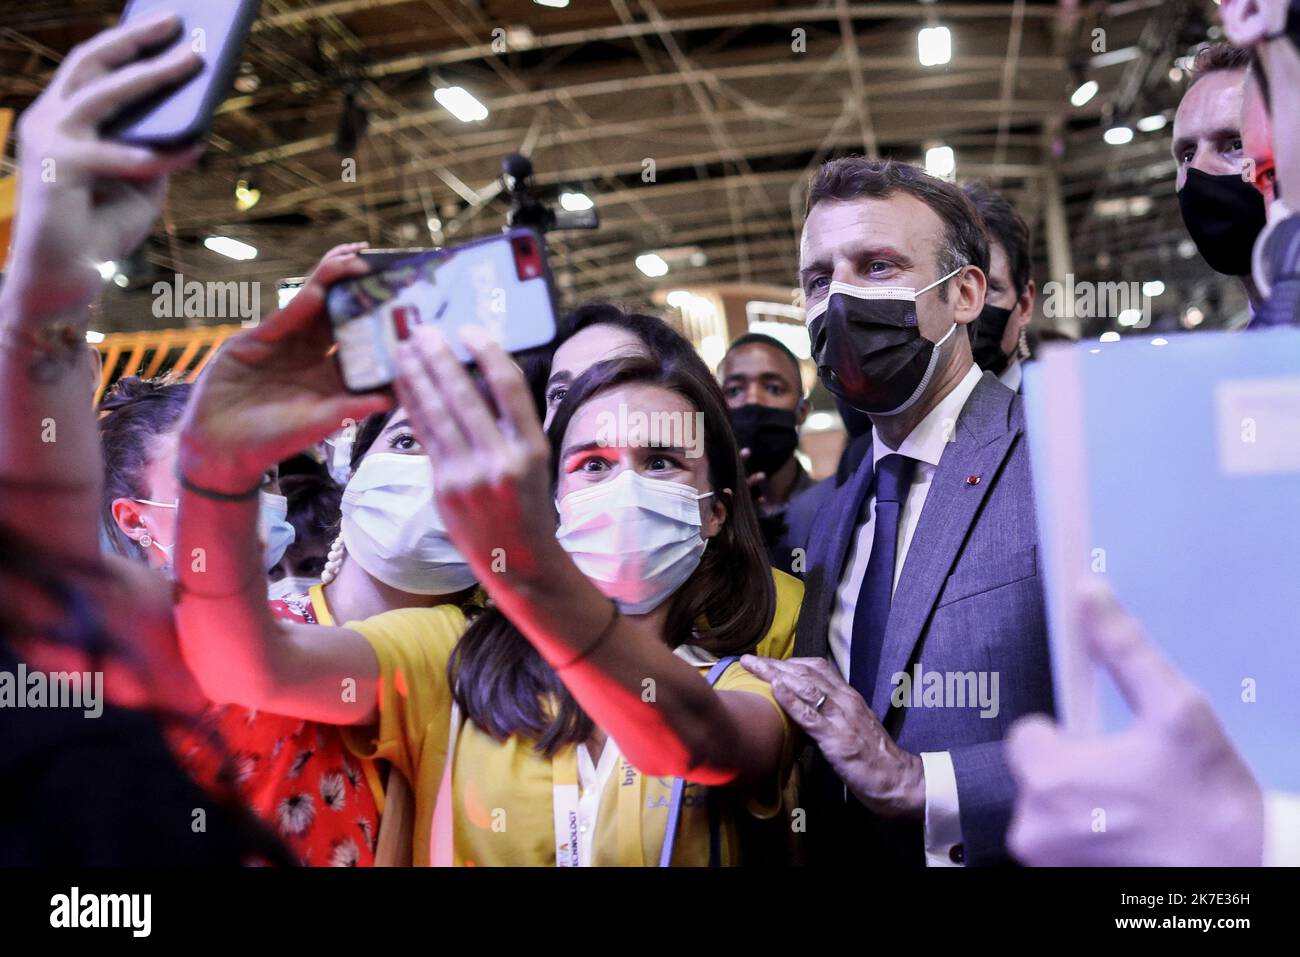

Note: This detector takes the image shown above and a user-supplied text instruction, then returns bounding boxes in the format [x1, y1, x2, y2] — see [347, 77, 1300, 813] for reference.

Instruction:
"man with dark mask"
[743, 157, 1052, 869]
[961, 182, 1036, 390]
[1172, 42, 1268, 307]
[720, 333, 817, 574]
[1222, 0, 1300, 327]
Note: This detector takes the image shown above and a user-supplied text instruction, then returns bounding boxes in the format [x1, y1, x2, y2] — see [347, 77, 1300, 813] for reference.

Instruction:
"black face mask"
[806, 276, 957, 415]
[1178, 168, 1267, 277]
[970, 303, 1014, 375]
[729, 404, 799, 477]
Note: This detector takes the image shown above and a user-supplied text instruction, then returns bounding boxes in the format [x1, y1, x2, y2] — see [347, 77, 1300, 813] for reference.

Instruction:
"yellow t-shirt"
[755, 568, 802, 661]
[340, 599, 798, 866]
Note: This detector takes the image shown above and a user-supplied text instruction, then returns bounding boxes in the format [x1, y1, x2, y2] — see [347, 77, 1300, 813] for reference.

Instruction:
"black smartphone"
[102, 0, 261, 148]
[326, 229, 559, 393]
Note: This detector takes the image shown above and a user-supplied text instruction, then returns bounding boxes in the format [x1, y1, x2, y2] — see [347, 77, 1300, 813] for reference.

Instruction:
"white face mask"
[340, 452, 477, 596]
[555, 469, 715, 616]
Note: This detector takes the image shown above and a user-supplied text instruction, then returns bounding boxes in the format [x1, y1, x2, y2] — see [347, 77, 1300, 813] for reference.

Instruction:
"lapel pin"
[965, 475, 981, 486]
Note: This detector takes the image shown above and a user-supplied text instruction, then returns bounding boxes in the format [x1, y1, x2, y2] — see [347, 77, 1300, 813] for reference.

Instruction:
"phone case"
[105, 0, 261, 148]
[327, 229, 559, 393]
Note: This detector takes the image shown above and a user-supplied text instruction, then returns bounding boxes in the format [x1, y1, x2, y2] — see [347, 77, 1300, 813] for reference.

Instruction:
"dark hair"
[804, 156, 990, 300]
[350, 409, 397, 474]
[97, 376, 193, 560]
[962, 181, 1032, 299]
[724, 332, 804, 392]
[449, 353, 776, 755]
[539, 303, 703, 414]
[1188, 42, 1251, 85]
[556, 302, 691, 359]
[277, 468, 343, 580]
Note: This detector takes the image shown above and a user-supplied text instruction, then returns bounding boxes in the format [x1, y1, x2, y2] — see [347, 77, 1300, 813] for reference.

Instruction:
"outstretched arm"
[0, 12, 201, 561]
[174, 247, 390, 726]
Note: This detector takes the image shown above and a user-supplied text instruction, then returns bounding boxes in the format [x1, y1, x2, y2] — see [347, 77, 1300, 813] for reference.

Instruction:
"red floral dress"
[175, 592, 380, 866]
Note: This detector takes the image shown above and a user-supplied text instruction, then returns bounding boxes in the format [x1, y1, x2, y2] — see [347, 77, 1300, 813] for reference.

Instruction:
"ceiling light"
[1104, 126, 1134, 145]
[234, 178, 261, 212]
[924, 145, 956, 180]
[1117, 309, 1143, 327]
[666, 290, 693, 308]
[1151, 337, 1169, 346]
[85, 330, 105, 344]
[434, 86, 489, 122]
[559, 191, 594, 212]
[1070, 79, 1099, 107]
[918, 26, 952, 67]
[636, 253, 669, 278]
[97, 261, 118, 281]
[1136, 113, 1168, 133]
[1183, 306, 1204, 328]
[535, 0, 570, 7]
[1142, 280, 1165, 297]
[204, 236, 258, 261]
[1099, 331, 1121, 343]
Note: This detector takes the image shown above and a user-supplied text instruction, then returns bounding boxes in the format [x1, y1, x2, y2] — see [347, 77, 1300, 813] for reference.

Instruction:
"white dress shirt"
[828, 362, 983, 867]
[998, 358, 1022, 393]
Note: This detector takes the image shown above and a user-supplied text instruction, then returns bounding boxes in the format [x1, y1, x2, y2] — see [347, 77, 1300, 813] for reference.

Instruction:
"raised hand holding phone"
[3, 11, 203, 321]
[178, 243, 394, 497]
[392, 324, 559, 581]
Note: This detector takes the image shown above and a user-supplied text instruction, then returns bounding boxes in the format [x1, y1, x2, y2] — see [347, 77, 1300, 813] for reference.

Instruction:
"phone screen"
[327, 230, 557, 392]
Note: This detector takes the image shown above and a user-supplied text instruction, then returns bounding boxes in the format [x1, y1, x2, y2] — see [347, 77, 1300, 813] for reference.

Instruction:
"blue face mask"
[259, 491, 297, 573]
[134, 491, 296, 573]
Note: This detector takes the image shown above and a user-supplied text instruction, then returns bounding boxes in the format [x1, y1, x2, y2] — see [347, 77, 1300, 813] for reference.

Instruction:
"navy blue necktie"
[848, 453, 917, 702]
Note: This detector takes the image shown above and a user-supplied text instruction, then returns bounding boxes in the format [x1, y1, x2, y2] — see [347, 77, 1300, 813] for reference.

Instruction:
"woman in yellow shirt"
[174, 256, 796, 866]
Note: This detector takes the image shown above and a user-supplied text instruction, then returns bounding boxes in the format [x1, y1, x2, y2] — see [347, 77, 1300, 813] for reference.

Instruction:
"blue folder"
[1023, 328, 1300, 791]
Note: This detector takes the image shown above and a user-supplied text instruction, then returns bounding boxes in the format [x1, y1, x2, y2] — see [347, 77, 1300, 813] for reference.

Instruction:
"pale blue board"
[1024, 328, 1300, 792]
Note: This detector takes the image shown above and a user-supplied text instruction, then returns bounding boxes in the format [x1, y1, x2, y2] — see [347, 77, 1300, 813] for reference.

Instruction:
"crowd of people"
[0, 2, 1297, 869]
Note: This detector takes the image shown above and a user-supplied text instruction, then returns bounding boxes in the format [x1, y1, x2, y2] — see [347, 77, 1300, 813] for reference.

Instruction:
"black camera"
[501, 153, 600, 235]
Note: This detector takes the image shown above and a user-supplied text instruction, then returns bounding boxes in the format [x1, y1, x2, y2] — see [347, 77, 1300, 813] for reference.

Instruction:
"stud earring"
[139, 531, 153, 549]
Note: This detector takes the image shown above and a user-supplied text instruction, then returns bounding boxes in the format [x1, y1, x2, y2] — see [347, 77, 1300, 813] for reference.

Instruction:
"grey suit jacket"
[785, 372, 1054, 865]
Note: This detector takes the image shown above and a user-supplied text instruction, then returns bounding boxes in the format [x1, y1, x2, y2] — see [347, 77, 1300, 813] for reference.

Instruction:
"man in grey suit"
[744, 157, 1053, 867]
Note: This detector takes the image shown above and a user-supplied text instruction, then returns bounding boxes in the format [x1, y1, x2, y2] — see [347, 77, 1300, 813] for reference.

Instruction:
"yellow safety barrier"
[92, 324, 243, 406]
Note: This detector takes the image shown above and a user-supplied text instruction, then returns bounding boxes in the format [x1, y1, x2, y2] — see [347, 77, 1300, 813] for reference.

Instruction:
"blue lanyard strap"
[658, 655, 738, 867]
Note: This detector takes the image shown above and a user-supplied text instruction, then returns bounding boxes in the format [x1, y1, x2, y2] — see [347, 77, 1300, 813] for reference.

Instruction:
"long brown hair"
[449, 354, 776, 755]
